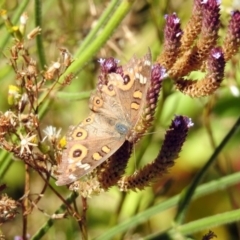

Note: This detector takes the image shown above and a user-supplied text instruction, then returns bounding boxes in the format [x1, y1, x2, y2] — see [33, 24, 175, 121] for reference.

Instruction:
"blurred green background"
[0, 0, 240, 239]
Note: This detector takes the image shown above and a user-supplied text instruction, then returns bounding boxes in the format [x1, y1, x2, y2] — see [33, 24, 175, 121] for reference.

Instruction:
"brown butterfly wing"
[102, 51, 152, 128]
[56, 113, 125, 186]
[56, 51, 152, 186]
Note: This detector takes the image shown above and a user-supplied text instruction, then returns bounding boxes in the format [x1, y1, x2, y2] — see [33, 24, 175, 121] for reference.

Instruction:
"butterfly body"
[56, 51, 152, 186]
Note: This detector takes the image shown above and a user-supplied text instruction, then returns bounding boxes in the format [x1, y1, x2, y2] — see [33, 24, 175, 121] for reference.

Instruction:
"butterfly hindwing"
[56, 113, 125, 186]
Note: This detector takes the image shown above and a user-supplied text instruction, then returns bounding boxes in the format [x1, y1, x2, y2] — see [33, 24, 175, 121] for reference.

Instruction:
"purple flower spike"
[201, 0, 220, 35]
[157, 13, 182, 70]
[164, 13, 182, 44]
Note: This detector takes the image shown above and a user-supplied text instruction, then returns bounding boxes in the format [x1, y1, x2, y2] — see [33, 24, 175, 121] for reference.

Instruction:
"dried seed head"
[44, 62, 61, 80]
[27, 26, 41, 40]
[59, 47, 73, 67]
[0, 111, 16, 138]
[25, 61, 38, 79]
[0, 113, 11, 139]
[69, 179, 103, 198]
[0, 194, 19, 224]
[63, 73, 74, 85]
[18, 93, 29, 113]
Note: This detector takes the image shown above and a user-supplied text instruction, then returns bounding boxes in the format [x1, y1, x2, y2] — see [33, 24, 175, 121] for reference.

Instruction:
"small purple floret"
[151, 64, 167, 82]
[173, 115, 194, 129]
[98, 57, 120, 74]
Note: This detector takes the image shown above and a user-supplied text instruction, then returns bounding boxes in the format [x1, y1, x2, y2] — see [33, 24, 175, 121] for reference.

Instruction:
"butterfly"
[56, 51, 152, 186]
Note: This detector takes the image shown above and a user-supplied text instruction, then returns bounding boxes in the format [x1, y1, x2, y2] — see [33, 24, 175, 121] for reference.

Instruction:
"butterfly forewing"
[105, 51, 152, 127]
[56, 113, 126, 186]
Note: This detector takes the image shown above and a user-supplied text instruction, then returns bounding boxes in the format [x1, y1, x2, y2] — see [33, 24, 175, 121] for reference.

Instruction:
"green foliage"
[0, 0, 240, 240]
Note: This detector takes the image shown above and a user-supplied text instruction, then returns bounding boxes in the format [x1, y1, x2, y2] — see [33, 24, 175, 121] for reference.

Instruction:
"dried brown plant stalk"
[0, 10, 77, 231]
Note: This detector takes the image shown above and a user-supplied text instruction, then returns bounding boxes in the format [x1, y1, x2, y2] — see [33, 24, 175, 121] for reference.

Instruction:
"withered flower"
[0, 194, 19, 224]
[18, 132, 37, 156]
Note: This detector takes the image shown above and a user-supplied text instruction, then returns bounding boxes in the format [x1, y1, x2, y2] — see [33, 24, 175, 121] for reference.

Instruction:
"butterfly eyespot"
[73, 128, 87, 140]
[76, 132, 82, 137]
[123, 74, 130, 84]
[108, 84, 114, 91]
[83, 116, 94, 125]
[94, 97, 103, 106]
[73, 149, 82, 158]
[69, 144, 88, 161]
[102, 85, 116, 96]
[117, 73, 134, 90]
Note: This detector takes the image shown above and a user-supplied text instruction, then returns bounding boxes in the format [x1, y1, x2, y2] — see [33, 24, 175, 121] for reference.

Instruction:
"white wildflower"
[43, 126, 62, 142]
[19, 133, 37, 155]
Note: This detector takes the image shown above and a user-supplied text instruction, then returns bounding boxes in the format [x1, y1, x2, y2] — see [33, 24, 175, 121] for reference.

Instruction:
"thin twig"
[80, 196, 88, 240]
[22, 164, 30, 240]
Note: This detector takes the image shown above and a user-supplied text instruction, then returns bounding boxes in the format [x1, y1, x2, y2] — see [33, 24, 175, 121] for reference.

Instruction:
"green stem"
[31, 192, 79, 240]
[36, 0, 135, 123]
[148, 208, 240, 240]
[35, 0, 46, 69]
[0, 0, 30, 50]
[96, 171, 240, 240]
[174, 116, 240, 224]
[56, 91, 91, 101]
[0, 150, 12, 180]
[59, 0, 135, 82]
[76, 0, 120, 55]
